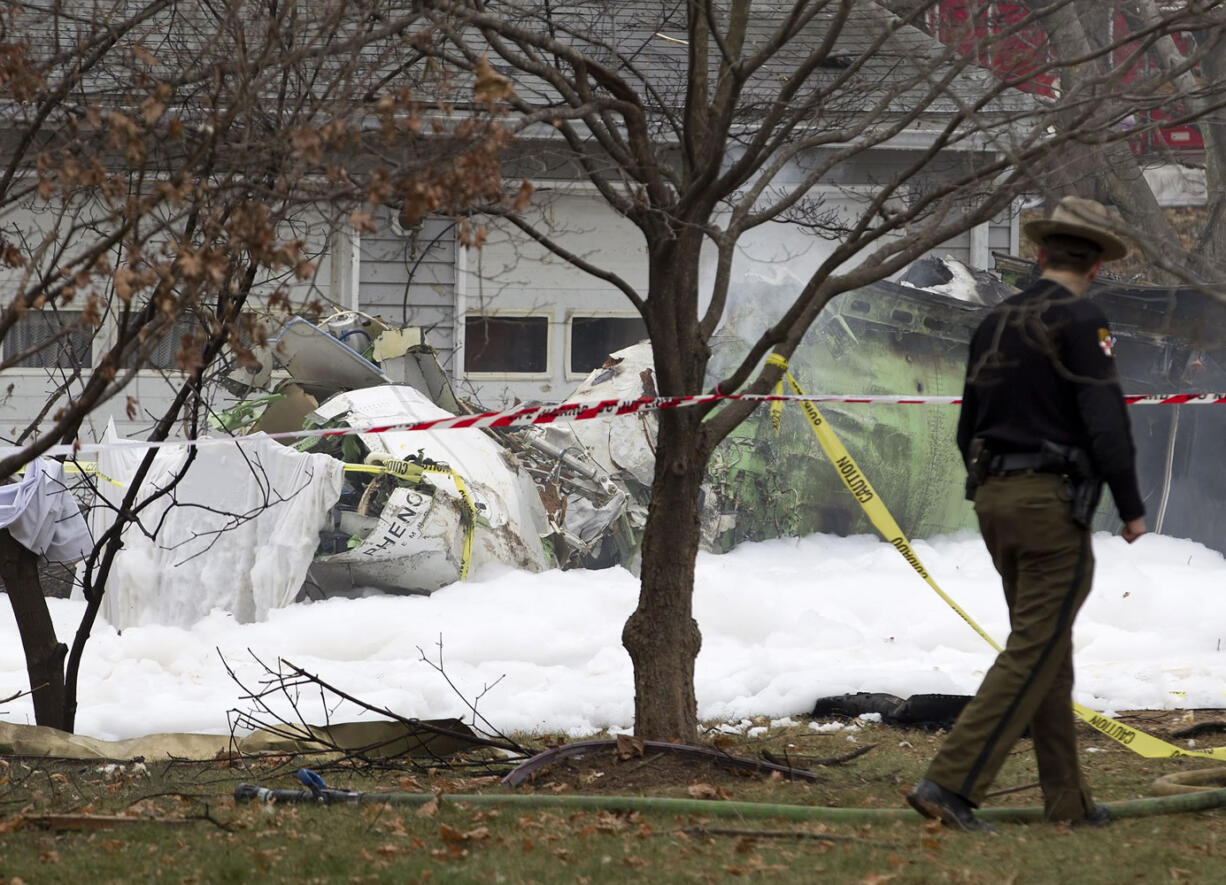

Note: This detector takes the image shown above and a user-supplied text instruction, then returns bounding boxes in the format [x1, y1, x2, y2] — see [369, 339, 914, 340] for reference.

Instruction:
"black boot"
[907, 778, 998, 833]
[1076, 803, 1113, 828]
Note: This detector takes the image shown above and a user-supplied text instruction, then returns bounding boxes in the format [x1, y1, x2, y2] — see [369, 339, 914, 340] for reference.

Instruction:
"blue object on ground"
[297, 768, 328, 795]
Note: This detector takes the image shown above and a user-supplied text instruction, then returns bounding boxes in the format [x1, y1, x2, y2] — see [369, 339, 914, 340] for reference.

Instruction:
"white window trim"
[330, 225, 360, 311]
[969, 221, 990, 270]
[460, 309, 554, 381]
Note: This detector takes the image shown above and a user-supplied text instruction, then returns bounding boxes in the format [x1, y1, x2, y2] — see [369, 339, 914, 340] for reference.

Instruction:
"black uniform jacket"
[956, 279, 1145, 522]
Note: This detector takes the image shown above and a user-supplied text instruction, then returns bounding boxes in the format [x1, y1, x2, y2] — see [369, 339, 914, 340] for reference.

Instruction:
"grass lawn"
[2, 713, 1225, 883]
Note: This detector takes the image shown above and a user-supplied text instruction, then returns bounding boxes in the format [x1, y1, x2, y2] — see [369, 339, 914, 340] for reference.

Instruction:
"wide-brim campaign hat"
[1022, 196, 1129, 261]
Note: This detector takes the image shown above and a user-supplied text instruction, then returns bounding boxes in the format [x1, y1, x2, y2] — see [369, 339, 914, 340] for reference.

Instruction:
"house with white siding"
[0, 1, 1029, 442]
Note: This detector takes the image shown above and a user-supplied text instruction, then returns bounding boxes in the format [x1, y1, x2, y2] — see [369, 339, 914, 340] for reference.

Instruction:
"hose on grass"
[1151, 767, 1226, 796]
[234, 783, 1226, 824]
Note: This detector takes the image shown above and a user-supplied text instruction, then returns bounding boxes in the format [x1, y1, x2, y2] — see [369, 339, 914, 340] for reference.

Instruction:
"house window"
[464, 314, 549, 374]
[144, 315, 206, 371]
[2, 308, 93, 369]
[568, 315, 647, 375]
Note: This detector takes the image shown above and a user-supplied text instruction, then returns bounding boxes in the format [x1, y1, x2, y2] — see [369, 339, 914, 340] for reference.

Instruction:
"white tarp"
[0, 458, 91, 562]
[89, 425, 343, 629]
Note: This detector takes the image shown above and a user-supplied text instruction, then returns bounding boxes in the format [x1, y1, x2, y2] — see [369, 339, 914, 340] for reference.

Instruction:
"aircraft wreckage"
[90, 254, 1226, 628]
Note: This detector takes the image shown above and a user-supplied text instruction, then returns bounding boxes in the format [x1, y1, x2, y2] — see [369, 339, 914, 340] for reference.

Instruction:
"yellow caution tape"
[18, 460, 124, 488]
[343, 460, 476, 580]
[769, 380, 784, 434]
[423, 465, 477, 581]
[766, 352, 1226, 760]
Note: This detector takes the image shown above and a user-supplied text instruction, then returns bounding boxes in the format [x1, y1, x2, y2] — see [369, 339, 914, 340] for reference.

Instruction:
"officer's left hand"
[1121, 518, 1147, 544]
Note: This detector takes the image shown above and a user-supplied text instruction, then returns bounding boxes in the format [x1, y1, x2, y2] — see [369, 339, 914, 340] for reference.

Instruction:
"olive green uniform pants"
[923, 472, 1096, 822]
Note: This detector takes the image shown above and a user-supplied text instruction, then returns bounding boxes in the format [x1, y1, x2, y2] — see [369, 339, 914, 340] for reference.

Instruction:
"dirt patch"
[511, 709, 1226, 795]
[1106, 709, 1226, 740]
[511, 744, 807, 794]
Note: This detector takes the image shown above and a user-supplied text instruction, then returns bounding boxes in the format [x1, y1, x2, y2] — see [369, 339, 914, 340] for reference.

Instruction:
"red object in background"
[1148, 109, 1205, 151]
[927, 0, 1202, 156]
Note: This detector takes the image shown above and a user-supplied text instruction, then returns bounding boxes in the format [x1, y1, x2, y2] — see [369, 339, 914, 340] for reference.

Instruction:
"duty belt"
[985, 451, 1063, 477]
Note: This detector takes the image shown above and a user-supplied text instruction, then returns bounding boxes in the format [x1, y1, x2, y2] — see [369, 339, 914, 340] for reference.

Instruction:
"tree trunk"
[622, 407, 707, 742]
[1039, 1, 1187, 283]
[1196, 42, 1226, 273]
[0, 529, 67, 730]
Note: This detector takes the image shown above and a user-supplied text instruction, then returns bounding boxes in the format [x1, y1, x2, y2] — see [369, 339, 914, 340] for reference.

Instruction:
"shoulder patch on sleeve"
[1098, 327, 1116, 358]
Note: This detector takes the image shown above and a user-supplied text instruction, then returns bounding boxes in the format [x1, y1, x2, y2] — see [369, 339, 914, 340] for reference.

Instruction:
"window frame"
[461, 309, 553, 381]
[135, 313, 209, 374]
[563, 310, 648, 381]
[0, 305, 96, 373]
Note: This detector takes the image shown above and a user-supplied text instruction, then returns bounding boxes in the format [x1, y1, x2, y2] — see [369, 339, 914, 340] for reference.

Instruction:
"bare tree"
[413, 0, 1226, 740]
[991, 0, 1226, 283]
[0, 0, 516, 730]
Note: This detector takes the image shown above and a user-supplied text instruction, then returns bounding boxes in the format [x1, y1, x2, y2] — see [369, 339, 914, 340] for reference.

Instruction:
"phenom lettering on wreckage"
[834, 455, 875, 503]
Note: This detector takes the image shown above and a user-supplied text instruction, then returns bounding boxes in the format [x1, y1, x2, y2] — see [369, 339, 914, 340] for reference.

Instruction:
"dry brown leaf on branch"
[131, 44, 157, 66]
[349, 209, 377, 235]
[473, 55, 514, 103]
[141, 96, 165, 124]
[513, 179, 534, 211]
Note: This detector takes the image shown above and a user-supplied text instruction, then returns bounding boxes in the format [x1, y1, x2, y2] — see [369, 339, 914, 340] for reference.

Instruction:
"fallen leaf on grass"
[439, 824, 491, 843]
[616, 734, 645, 760]
[430, 844, 466, 861]
[594, 811, 628, 833]
[687, 783, 731, 800]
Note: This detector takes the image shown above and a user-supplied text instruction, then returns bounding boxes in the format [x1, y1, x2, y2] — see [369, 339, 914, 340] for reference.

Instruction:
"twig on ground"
[624, 753, 665, 775]
[188, 803, 236, 832]
[218, 649, 535, 776]
[679, 826, 901, 848]
[762, 744, 877, 768]
[124, 791, 211, 808]
[24, 813, 195, 831]
[985, 781, 1040, 798]
[416, 634, 527, 753]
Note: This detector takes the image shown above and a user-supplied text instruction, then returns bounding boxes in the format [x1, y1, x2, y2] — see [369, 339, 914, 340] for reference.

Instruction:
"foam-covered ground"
[2, 531, 1222, 740]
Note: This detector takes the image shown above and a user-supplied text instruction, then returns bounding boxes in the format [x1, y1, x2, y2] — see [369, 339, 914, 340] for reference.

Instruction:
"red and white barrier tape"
[2, 390, 1220, 459]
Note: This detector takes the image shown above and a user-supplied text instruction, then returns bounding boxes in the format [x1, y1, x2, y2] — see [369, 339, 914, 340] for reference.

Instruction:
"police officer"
[907, 196, 1147, 832]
